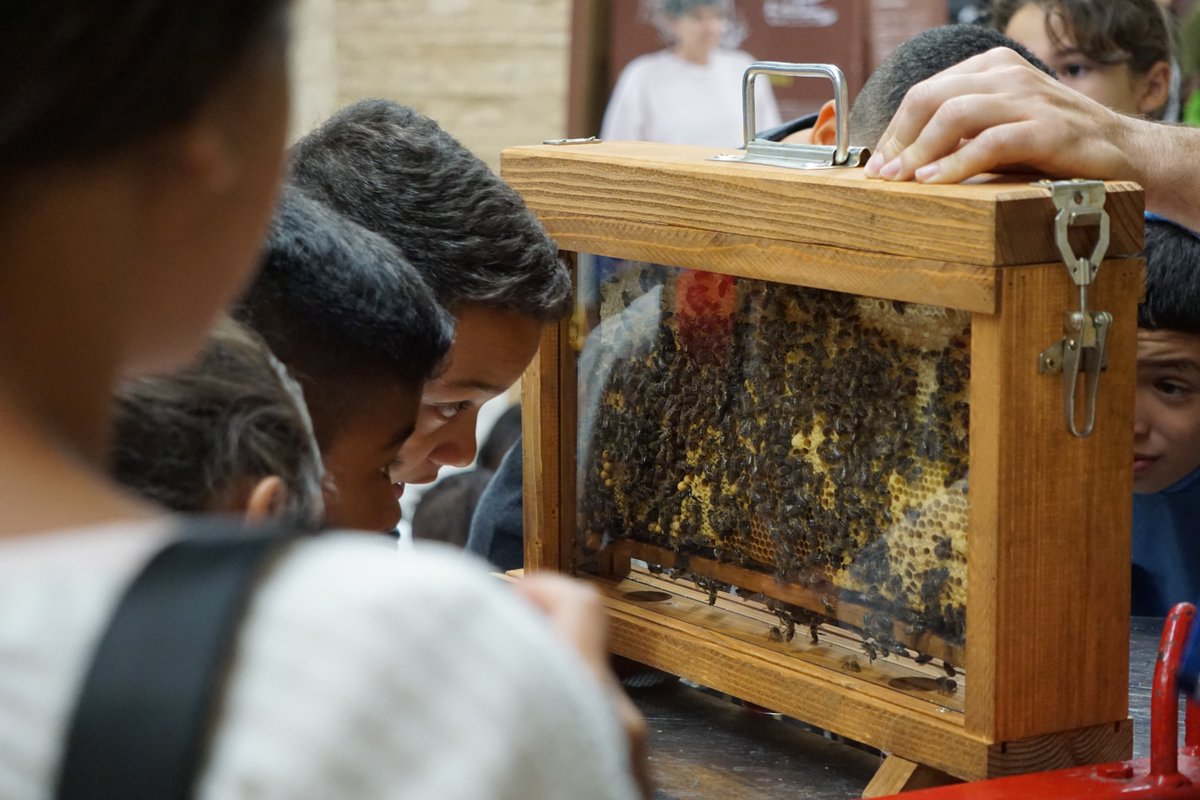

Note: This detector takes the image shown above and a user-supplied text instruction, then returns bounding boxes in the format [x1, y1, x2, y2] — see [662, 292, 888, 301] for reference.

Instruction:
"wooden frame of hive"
[502, 141, 1143, 788]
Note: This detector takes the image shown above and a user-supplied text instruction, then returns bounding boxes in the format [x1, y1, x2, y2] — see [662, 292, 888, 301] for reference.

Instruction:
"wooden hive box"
[501, 140, 1144, 790]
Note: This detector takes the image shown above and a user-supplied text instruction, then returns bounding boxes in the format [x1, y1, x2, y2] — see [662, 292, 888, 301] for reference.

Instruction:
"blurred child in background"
[601, 0, 781, 146]
[111, 317, 324, 528]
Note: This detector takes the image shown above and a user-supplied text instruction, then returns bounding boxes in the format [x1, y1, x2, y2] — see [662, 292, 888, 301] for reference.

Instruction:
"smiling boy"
[1131, 216, 1200, 616]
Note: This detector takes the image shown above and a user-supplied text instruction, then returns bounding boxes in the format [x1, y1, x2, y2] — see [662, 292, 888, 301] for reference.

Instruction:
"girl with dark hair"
[0, 4, 645, 798]
[994, 0, 1174, 118]
[111, 317, 327, 529]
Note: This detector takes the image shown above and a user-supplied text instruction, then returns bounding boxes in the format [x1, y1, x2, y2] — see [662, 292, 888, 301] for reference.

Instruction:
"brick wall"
[289, 0, 572, 168]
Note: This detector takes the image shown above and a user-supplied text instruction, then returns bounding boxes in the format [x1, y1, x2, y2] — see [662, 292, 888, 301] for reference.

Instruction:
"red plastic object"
[873, 604, 1200, 799]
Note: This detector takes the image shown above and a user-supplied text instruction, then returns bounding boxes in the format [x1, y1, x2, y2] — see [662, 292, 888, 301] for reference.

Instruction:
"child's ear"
[129, 119, 241, 251]
[1136, 60, 1173, 118]
[244, 475, 289, 524]
[176, 118, 241, 195]
[810, 99, 839, 146]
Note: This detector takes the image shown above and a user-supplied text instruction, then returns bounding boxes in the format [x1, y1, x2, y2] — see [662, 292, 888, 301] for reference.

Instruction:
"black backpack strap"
[55, 518, 297, 800]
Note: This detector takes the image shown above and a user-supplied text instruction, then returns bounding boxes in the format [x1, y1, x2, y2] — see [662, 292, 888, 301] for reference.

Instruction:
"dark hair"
[643, 0, 745, 47]
[478, 404, 522, 473]
[289, 100, 572, 320]
[657, 0, 731, 15]
[849, 25, 1055, 148]
[1139, 218, 1200, 335]
[235, 188, 455, 444]
[0, 1, 288, 179]
[111, 317, 325, 527]
[991, 0, 1173, 75]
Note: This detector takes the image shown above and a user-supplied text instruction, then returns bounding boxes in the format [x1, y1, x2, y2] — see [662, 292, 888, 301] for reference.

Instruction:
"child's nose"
[431, 427, 478, 469]
[1133, 410, 1150, 439]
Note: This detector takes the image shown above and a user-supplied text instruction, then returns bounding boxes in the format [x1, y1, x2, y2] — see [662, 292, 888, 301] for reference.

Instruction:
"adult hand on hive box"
[865, 47, 1200, 231]
[515, 575, 652, 799]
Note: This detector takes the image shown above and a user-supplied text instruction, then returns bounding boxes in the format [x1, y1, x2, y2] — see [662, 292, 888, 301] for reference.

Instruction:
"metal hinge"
[1036, 180, 1113, 438]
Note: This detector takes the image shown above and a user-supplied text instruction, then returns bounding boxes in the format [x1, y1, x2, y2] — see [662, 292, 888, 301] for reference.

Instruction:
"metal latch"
[542, 136, 602, 146]
[711, 63, 870, 170]
[1036, 180, 1113, 438]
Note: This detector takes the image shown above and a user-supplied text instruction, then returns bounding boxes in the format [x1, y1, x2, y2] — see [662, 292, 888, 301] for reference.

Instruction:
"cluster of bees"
[580, 265, 971, 643]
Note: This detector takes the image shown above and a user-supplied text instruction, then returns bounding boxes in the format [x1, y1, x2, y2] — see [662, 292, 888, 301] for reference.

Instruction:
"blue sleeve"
[465, 443, 525, 571]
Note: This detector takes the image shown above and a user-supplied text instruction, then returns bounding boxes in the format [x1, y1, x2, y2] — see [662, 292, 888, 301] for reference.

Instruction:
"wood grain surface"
[526, 212, 998, 313]
[966, 259, 1141, 743]
[521, 314, 565, 572]
[501, 141, 1143, 269]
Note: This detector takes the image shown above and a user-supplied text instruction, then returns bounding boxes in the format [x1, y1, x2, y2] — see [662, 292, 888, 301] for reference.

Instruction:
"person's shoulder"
[621, 49, 676, 77]
[263, 533, 502, 616]
[202, 534, 639, 798]
[718, 48, 759, 66]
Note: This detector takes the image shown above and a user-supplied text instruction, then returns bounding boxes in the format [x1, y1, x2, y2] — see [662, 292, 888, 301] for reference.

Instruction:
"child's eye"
[1061, 63, 1090, 78]
[1155, 379, 1191, 398]
[434, 401, 473, 420]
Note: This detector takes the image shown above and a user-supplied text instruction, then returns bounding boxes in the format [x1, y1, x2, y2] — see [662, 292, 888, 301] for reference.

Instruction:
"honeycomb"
[579, 264, 971, 642]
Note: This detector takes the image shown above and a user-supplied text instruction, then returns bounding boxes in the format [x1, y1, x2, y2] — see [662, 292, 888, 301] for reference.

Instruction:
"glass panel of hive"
[576, 258, 970, 653]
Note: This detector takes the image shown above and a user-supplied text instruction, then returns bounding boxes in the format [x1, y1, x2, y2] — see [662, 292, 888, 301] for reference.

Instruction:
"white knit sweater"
[0, 522, 639, 799]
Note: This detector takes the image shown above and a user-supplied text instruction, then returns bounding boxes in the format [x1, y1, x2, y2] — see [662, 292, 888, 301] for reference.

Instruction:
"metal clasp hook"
[1036, 180, 1113, 438]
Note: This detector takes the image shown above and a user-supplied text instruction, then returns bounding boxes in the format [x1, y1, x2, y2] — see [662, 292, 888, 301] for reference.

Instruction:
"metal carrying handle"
[743, 62, 850, 164]
[714, 62, 868, 170]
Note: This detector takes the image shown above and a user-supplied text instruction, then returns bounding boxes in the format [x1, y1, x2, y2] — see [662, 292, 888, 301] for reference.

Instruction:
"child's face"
[1004, 3, 1164, 117]
[389, 305, 542, 490]
[321, 380, 421, 531]
[669, 5, 726, 61]
[1134, 329, 1200, 493]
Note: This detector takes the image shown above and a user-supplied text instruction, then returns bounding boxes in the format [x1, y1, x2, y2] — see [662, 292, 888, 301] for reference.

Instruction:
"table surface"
[635, 616, 1174, 799]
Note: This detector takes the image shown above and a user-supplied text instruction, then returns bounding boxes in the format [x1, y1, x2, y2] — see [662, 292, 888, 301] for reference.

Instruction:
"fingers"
[884, 94, 1056, 183]
[515, 575, 654, 799]
[607, 680, 653, 799]
[867, 49, 1032, 170]
[905, 121, 1048, 184]
[514, 574, 608, 672]
[866, 48, 1062, 182]
[872, 87, 1022, 180]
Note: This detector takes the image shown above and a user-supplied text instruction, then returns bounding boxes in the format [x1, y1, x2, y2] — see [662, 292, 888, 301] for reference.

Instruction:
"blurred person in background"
[600, 0, 781, 147]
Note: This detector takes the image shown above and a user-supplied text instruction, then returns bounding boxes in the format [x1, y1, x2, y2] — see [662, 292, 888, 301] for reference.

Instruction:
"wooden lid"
[501, 141, 1144, 271]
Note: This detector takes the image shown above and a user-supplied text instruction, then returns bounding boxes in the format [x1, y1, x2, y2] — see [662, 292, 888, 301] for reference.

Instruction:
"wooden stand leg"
[862, 755, 959, 798]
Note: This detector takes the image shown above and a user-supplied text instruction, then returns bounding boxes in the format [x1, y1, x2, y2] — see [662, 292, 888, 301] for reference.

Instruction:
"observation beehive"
[502, 139, 1143, 790]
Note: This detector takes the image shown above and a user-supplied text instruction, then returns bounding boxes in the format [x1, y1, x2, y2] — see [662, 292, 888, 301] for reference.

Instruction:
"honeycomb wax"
[580, 266, 970, 642]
